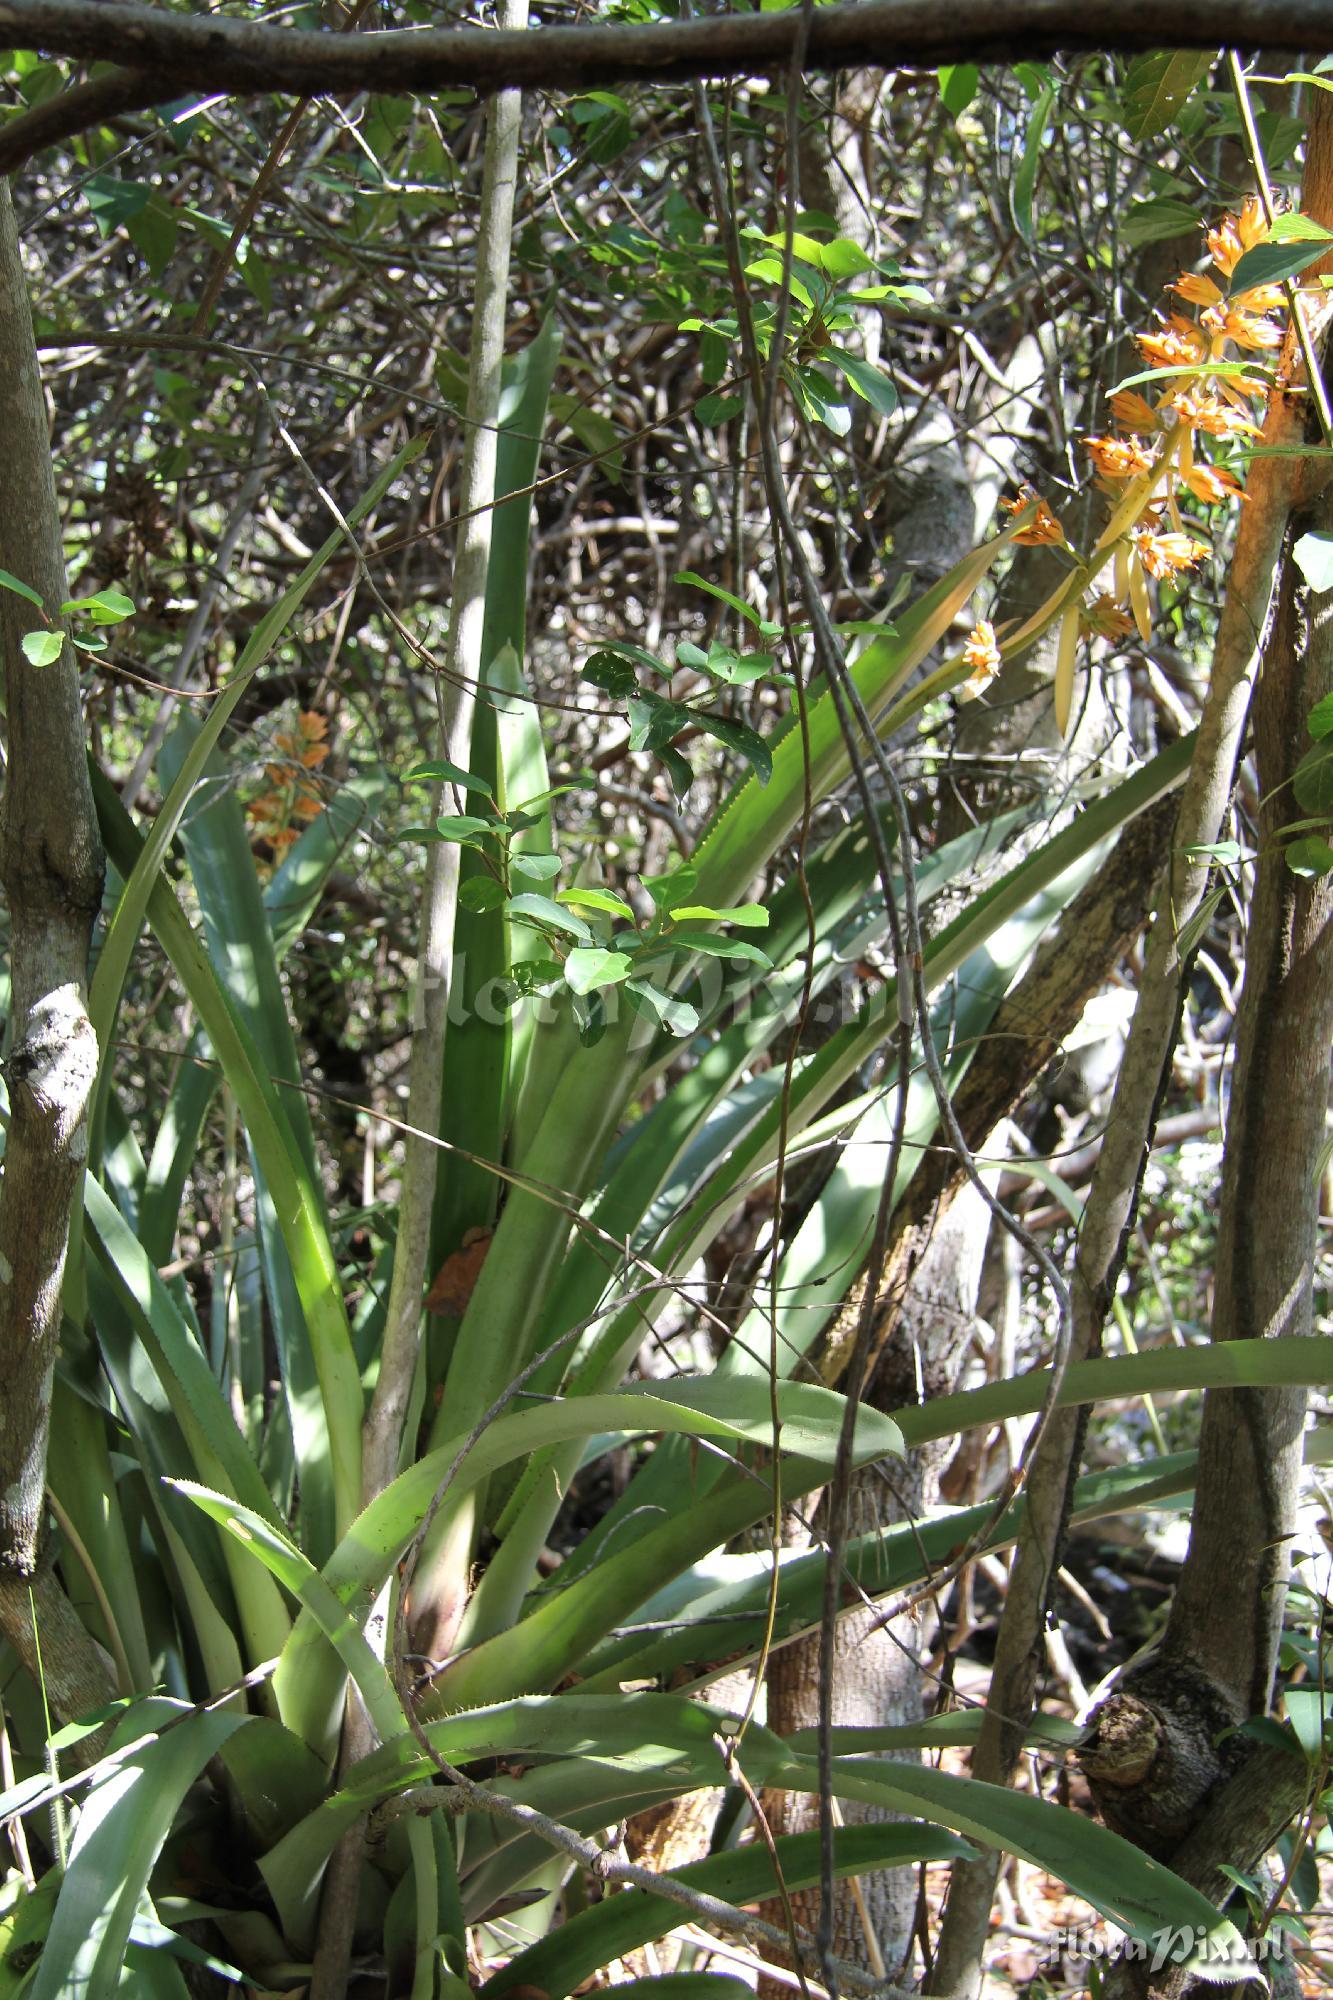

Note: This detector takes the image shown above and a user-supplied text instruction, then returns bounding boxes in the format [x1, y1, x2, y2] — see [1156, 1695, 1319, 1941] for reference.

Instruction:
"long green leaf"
[787, 1751, 1253, 1973]
[274, 1380, 900, 1752]
[689, 518, 1028, 910]
[92, 765, 365, 1542]
[484, 1823, 974, 1999]
[442, 1337, 1333, 1709]
[84, 1177, 293, 1667]
[30, 1701, 253, 2000]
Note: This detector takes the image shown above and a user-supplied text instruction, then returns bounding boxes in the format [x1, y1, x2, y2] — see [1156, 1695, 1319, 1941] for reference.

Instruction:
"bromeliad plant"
[6, 202, 1333, 2000]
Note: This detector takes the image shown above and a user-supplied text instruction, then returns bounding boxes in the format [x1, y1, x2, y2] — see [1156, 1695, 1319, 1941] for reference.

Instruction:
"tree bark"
[1078, 473, 1333, 1990]
[929, 90, 1333, 1995]
[0, 177, 115, 1724]
[760, 793, 1176, 1975]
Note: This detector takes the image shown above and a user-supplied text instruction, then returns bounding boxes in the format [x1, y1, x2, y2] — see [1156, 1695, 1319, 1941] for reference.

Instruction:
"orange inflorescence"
[1081, 592, 1136, 641]
[960, 619, 1003, 698]
[247, 710, 329, 860]
[1085, 435, 1156, 481]
[1002, 488, 1066, 545]
[989, 197, 1297, 726]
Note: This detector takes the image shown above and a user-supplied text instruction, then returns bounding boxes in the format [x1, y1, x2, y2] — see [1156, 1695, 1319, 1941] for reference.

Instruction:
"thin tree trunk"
[760, 791, 1176, 1975]
[1078, 473, 1333, 1996]
[0, 178, 115, 1724]
[930, 92, 1333, 1998]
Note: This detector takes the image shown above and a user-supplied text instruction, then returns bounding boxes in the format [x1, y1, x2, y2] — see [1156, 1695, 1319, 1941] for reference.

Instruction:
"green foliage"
[4, 43, 1326, 2000]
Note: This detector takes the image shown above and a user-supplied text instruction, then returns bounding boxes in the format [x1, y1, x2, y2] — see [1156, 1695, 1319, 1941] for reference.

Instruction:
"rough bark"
[759, 794, 1175, 1974]
[1076, 473, 1333, 2000]
[0, 0, 1327, 164]
[763, 1183, 997, 1983]
[929, 95, 1333, 1996]
[0, 177, 114, 1727]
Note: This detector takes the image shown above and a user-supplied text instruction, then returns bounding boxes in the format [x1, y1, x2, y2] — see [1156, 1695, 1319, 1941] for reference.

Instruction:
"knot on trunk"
[1079, 1658, 1246, 1858]
[6, 984, 98, 1145]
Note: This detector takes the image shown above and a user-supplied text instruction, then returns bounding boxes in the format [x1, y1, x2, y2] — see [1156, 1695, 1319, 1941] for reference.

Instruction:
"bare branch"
[0, 0, 1329, 172]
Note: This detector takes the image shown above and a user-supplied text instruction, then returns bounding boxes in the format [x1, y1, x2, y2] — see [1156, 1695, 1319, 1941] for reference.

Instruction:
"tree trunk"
[760, 792, 1176, 1975]
[0, 178, 115, 1723]
[1079, 469, 1333, 1992]
[930, 91, 1333, 1996]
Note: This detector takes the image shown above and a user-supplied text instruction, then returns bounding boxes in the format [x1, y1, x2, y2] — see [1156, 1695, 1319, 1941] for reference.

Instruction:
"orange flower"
[1081, 592, 1135, 641]
[1212, 305, 1283, 351]
[1173, 270, 1223, 310]
[959, 619, 1002, 698]
[1002, 488, 1065, 544]
[1134, 527, 1209, 579]
[1108, 389, 1162, 435]
[1085, 434, 1156, 479]
[1206, 195, 1270, 277]
[1136, 318, 1207, 371]
[1168, 389, 1262, 439]
[1181, 462, 1245, 505]
[247, 707, 329, 864]
[1232, 281, 1286, 315]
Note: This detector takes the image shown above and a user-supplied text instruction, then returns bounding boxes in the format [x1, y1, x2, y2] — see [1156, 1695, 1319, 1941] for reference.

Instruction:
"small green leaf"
[1292, 532, 1333, 594]
[84, 171, 151, 236]
[1285, 835, 1333, 877]
[1174, 882, 1227, 961]
[21, 628, 63, 666]
[627, 691, 692, 753]
[670, 903, 770, 927]
[1293, 736, 1333, 817]
[1120, 50, 1214, 142]
[643, 865, 700, 911]
[0, 567, 44, 609]
[510, 852, 562, 881]
[660, 746, 695, 795]
[1183, 840, 1243, 865]
[1012, 81, 1055, 242]
[583, 650, 641, 697]
[744, 255, 815, 310]
[697, 392, 745, 426]
[1284, 1688, 1330, 1759]
[62, 587, 135, 625]
[669, 932, 772, 966]
[1123, 196, 1203, 247]
[938, 63, 979, 116]
[565, 946, 633, 994]
[460, 876, 507, 912]
[507, 892, 593, 942]
[700, 713, 773, 785]
[405, 758, 496, 796]
[819, 236, 876, 278]
[1012, 60, 1050, 102]
[673, 570, 772, 631]
[557, 887, 636, 920]
[625, 978, 699, 1037]
[1307, 692, 1333, 739]
[1269, 211, 1333, 243]
[434, 814, 497, 843]
[824, 347, 899, 417]
[790, 364, 852, 436]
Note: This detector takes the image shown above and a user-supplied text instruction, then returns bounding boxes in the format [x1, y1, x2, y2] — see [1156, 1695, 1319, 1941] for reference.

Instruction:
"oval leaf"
[565, 946, 633, 994]
[21, 628, 64, 666]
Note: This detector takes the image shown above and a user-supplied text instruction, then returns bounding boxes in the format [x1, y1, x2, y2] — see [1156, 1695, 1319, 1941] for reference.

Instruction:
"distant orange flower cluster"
[1084, 196, 1284, 608]
[981, 197, 1293, 724]
[247, 709, 329, 859]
